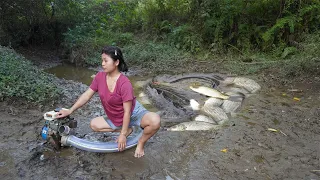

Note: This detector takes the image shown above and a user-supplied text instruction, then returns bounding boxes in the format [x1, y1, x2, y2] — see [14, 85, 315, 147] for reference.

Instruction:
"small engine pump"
[41, 108, 77, 149]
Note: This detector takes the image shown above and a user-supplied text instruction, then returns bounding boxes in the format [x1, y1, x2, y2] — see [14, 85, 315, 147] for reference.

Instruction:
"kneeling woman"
[57, 46, 160, 158]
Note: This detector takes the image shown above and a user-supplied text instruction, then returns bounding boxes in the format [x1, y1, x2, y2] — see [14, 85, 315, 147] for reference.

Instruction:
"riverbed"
[0, 53, 319, 179]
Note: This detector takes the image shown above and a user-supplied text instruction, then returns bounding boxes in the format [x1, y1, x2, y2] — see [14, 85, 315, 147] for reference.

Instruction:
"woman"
[57, 46, 160, 158]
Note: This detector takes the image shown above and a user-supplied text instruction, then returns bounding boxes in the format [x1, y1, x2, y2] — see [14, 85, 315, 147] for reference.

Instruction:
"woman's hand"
[56, 109, 72, 118]
[116, 134, 127, 152]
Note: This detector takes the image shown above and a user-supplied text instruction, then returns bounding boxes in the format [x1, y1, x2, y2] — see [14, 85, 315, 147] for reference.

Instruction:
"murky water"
[45, 64, 96, 86]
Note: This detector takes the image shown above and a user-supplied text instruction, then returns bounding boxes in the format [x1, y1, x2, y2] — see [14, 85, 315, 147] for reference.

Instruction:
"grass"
[222, 32, 320, 78]
[0, 46, 61, 104]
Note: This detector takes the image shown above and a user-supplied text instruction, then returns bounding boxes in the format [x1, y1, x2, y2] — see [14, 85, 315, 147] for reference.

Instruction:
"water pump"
[40, 108, 143, 153]
[41, 108, 77, 149]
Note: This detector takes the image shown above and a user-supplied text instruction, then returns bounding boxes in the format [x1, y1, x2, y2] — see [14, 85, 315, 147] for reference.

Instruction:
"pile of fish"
[141, 73, 261, 131]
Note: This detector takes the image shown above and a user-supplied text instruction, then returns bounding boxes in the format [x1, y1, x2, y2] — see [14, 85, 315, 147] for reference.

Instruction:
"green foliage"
[168, 25, 202, 53]
[63, 27, 135, 65]
[123, 41, 191, 73]
[223, 31, 320, 77]
[0, 46, 61, 103]
[281, 47, 298, 59]
[2, 0, 320, 52]
[1, 0, 319, 77]
[0, 0, 86, 47]
[136, 0, 191, 33]
[281, 31, 320, 77]
[58, 0, 319, 77]
[262, 16, 299, 48]
[194, 0, 320, 50]
[61, 0, 138, 65]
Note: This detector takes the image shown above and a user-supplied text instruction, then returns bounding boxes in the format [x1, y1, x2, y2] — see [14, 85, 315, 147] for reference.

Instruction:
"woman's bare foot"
[133, 112, 161, 158]
[134, 141, 145, 158]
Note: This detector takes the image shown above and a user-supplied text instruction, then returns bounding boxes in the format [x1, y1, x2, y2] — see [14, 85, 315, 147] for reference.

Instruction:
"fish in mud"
[221, 100, 242, 113]
[189, 98, 228, 123]
[167, 121, 219, 131]
[190, 85, 229, 99]
[233, 77, 261, 93]
[194, 114, 217, 124]
[204, 97, 224, 107]
[189, 98, 223, 111]
[201, 105, 229, 123]
[222, 77, 261, 93]
[221, 86, 250, 97]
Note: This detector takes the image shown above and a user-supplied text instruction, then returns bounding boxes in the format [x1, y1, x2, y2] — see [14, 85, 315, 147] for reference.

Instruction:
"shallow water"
[45, 64, 96, 86]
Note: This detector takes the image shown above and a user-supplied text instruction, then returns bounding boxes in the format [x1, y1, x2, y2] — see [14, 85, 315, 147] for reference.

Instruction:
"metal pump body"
[41, 108, 77, 149]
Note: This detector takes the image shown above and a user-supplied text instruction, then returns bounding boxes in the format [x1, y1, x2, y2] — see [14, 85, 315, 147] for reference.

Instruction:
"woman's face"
[101, 53, 119, 73]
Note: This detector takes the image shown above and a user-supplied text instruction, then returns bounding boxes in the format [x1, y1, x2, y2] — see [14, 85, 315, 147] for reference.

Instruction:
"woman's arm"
[57, 88, 95, 118]
[121, 101, 132, 134]
[117, 100, 132, 151]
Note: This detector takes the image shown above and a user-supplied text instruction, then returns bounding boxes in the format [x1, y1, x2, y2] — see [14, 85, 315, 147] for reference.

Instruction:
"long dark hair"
[101, 46, 128, 72]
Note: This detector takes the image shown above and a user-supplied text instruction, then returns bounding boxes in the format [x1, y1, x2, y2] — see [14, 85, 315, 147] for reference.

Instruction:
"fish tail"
[227, 95, 244, 102]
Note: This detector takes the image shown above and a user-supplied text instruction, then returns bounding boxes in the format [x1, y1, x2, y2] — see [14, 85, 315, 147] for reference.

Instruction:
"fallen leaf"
[288, 89, 302, 92]
[221, 148, 228, 153]
[293, 97, 300, 101]
[282, 93, 287, 96]
[267, 128, 278, 132]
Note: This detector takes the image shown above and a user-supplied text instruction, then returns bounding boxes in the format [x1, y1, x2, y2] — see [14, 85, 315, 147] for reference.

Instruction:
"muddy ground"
[0, 49, 319, 180]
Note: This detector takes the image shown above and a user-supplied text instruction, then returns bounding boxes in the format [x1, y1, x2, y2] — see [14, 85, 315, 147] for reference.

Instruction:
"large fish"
[221, 100, 242, 113]
[222, 77, 261, 93]
[167, 121, 219, 131]
[204, 97, 224, 107]
[190, 85, 229, 99]
[233, 77, 261, 93]
[194, 114, 217, 124]
[201, 105, 229, 123]
[189, 98, 228, 123]
[189, 98, 223, 111]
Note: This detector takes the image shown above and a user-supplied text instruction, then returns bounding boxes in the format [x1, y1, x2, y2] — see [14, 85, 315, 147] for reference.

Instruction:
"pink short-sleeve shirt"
[90, 72, 136, 126]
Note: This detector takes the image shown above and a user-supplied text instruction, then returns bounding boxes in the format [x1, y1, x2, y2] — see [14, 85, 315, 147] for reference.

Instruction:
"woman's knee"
[149, 113, 161, 130]
[90, 117, 100, 131]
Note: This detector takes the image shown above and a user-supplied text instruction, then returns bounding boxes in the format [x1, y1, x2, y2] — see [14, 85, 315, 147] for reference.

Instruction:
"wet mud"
[0, 56, 320, 179]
